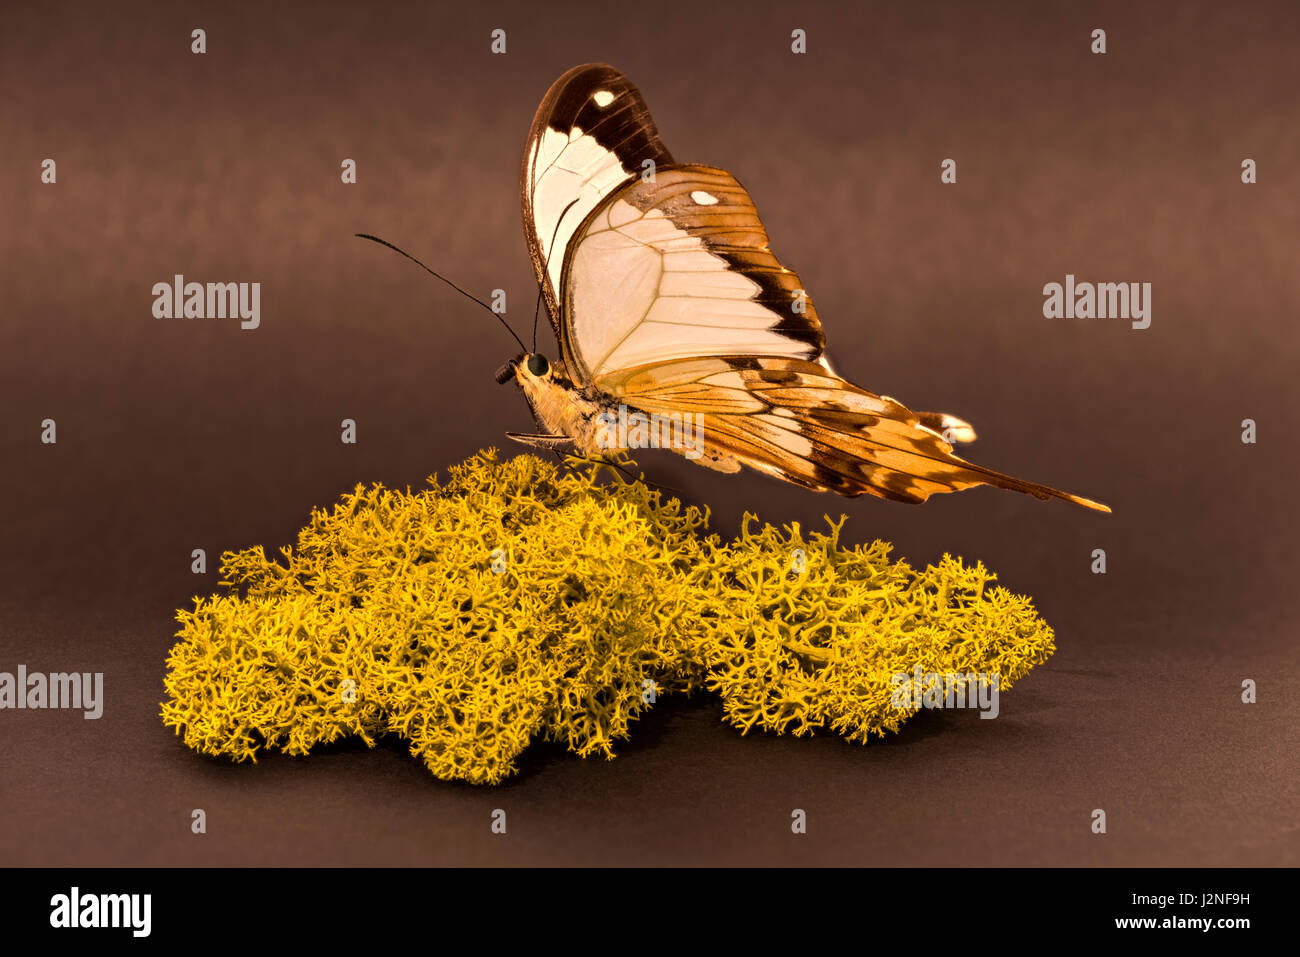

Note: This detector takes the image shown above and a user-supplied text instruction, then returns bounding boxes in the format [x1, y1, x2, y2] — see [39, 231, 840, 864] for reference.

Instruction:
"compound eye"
[526, 354, 550, 377]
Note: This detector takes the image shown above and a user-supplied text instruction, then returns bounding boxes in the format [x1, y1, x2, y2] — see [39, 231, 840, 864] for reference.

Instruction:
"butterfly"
[488, 63, 1108, 512]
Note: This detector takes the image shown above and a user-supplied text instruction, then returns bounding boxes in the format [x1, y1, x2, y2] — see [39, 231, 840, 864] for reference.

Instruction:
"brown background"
[1, 0, 1297, 866]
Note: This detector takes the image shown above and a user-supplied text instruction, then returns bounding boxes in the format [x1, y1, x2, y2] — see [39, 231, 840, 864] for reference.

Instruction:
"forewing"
[561, 165, 826, 384]
[521, 63, 674, 354]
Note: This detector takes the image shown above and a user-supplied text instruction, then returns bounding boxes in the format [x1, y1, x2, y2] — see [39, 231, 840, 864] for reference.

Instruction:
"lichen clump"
[161, 449, 1055, 784]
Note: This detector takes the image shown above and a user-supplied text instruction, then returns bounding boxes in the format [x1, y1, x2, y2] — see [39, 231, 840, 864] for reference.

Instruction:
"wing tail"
[702, 406, 1110, 511]
[950, 456, 1111, 512]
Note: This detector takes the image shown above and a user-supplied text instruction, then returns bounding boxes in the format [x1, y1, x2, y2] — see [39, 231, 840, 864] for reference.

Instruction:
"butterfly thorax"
[515, 365, 622, 455]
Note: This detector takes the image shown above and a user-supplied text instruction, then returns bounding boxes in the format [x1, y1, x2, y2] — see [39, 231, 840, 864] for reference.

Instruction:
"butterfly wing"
[559, 164, 826, 383]
[521, 63, 674, 368]
[527, 66, 1108, 511]
[603, 357, 1111, 510]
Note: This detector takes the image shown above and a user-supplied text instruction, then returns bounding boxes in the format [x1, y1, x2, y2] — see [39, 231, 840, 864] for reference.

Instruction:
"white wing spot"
[690, 190, 719, 205]
[592, 90, 615, 107]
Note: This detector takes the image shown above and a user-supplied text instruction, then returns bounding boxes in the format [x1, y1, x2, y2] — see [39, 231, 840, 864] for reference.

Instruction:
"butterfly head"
[494, 351, 554, 385]
[496, 352, 577, 420]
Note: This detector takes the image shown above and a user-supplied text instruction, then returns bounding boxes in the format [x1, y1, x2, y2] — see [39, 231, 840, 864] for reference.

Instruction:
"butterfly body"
[501, 63, 1109, 512]
[503, 351, 747, 473]
[503, 353, 612, 453]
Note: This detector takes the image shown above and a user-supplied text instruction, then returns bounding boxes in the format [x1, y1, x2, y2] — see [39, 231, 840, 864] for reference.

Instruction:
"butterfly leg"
[524, 442, 686, 499]
[505, 430, 627, 478]
[564, 451, 686, 498]
[505, 431, 576, 450]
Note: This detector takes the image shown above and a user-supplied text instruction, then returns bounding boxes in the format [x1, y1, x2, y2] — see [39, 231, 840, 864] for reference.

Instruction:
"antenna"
[355, 233, 527, 353]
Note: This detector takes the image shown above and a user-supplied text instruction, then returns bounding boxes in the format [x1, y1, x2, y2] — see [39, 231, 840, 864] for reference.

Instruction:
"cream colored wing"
[560, 165, 826, 384]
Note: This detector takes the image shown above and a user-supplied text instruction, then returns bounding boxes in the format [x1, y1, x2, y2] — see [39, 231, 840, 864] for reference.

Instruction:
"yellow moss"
[689, 517, 1054, 742]
[160, 448, 1056, 784]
